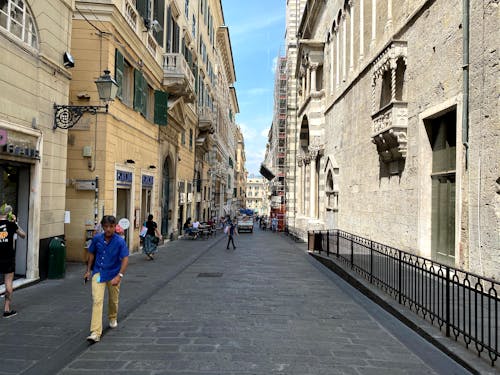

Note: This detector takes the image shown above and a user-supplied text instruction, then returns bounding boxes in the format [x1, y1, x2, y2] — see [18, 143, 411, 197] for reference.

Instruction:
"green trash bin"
[48, 237, 66, 279]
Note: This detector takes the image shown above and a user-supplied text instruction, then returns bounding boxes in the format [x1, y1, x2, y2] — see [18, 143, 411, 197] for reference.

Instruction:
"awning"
[260, 163, 275, 181]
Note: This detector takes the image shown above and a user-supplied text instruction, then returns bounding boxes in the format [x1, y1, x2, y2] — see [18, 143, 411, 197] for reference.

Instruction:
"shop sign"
[117, 170, 132, 187]
[142, 175, 154, 187]
[2, 143, 40, 159]
[75, 179, 97, 190]
[0, 128, 40, 160]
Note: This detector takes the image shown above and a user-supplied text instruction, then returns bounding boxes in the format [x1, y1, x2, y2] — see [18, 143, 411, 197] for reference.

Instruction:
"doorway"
[0, 163, 29, 277]
[116, 188, 130, 245]
[426, 110, 456, 264]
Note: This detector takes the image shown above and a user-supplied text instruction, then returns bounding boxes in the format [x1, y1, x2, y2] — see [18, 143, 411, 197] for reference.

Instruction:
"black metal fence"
[308, 230, 499, 367]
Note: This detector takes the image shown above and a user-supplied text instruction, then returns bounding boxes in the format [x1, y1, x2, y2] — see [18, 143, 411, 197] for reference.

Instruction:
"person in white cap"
[0, 203, 26, 318]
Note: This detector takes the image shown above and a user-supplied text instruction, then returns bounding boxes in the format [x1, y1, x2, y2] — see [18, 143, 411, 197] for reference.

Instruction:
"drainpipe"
[462, 0, 469, 169]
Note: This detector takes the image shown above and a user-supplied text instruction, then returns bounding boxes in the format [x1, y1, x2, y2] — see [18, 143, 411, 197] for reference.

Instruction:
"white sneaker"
[86, 332, 100, 343]
[109, 319, 118, 328]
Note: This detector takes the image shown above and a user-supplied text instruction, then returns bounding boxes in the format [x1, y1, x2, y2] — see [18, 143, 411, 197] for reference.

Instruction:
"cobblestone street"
[1, 228, 472, 375]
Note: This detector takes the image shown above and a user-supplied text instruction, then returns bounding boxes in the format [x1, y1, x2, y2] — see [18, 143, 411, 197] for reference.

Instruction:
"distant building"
[245, 177, 269, 216]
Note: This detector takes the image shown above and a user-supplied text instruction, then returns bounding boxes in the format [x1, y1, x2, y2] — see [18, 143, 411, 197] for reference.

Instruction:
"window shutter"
[136, 0, 149, 20]
[134, 69, 143, 112]
[115, 49, 124, 99]
[154, 90, 168, 126]
[141, 75, 147, 116]
[153, 0, 165, 46]
[173, 21, 180, 53]
[166, 6, 172, 52]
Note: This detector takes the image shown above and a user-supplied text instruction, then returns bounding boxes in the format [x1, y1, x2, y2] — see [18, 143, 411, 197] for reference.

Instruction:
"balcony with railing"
[163, 53, 195, 102]
[198, 105, 216, 133]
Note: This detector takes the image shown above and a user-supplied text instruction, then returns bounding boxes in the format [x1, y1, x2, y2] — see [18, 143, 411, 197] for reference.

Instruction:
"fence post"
[326, 230, 330, 257]
[445, 266, 450, 337]
[398, 250, 402, 305]
[350, 234, 354, 269]
[370, 240, 374, 284]
[318, 232, 322, 254]
[336, 230, 340, 258]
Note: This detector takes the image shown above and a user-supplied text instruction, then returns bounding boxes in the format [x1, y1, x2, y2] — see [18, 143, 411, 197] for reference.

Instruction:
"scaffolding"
[269, 56, 287, 231]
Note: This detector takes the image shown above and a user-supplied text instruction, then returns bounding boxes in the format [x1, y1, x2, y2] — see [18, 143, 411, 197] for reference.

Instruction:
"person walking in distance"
[143, 214, 162, 260]
[226, 219, 238, 250]
[84, 215, 129, 343]
[0, 204, 26, 318]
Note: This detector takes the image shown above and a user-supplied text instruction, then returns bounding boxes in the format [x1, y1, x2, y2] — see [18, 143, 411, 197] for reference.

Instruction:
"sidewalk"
[49, 229, 472, 375]
[0, 235, 224, 375]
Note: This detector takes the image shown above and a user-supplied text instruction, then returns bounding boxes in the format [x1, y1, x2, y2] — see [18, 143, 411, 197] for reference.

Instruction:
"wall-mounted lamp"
[125, 159, 135, 164]
[148, 165, 156, 169]
[53, 70, 118, 130]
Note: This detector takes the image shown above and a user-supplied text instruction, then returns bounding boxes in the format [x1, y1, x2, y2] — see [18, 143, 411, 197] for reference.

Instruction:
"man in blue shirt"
[84, 215, 129, 343]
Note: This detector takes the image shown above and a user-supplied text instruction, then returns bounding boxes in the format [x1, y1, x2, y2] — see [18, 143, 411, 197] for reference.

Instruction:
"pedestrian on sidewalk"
[0, 203, 26, 318]
[271, 216, 278, 232]
[143, 214, 162, 260]
[225, 219, 238, 250]
[84, 215, 129, 343]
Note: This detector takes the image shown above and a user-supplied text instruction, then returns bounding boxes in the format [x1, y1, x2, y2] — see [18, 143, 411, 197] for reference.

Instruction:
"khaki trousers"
[90, 273, 120, 337]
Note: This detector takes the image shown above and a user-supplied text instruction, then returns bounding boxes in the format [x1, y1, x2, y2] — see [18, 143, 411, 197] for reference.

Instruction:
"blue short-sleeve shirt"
[89, 233, 129, 282]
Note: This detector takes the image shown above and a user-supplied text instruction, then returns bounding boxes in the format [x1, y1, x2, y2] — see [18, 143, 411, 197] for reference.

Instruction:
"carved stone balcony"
[371, 101, 408, 163]
[198, 106, 216, 133]
[163, 53, 195, 103]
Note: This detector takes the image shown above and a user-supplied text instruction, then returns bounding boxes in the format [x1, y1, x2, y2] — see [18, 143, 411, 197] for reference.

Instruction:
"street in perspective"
[0, 229, 484, 374]
[0, 0, 498, 374]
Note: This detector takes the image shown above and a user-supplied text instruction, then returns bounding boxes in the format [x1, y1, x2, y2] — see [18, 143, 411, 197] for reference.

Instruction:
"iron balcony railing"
[308, 230, 499, 367]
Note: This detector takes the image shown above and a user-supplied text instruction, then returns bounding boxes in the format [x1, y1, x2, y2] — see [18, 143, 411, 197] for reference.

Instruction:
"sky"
[221, 0, 286, 177]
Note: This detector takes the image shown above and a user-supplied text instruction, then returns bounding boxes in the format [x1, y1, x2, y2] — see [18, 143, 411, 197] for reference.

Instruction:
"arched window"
[0, 0, 38, 49]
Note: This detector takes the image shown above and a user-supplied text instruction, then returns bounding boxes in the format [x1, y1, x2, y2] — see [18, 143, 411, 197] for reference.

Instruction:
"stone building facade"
[246, 177, 270, 216]
[287, 0, 499, 279]
[0, 0, 73, 282]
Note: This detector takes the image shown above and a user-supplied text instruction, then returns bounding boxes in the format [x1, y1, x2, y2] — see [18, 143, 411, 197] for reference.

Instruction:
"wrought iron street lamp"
[53, 70, 118, 130]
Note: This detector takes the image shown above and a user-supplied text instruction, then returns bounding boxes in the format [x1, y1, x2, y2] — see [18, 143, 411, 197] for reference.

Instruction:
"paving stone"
[1, 231, 475, 374]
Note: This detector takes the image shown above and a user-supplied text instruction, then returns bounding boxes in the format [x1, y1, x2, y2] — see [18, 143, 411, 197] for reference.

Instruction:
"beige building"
[0, 0, 73, 283]
[234, 125, 247, 212]
[246, 177, 270, 216]
[65, 1, 174, 260]
[287, 0, 499, 279]
[64, 0, 240, 256]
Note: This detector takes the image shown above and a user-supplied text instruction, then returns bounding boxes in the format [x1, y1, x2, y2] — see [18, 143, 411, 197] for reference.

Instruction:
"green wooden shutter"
[134, 69, 142, 112]
[166, 6, 172, 52]
[153, 0, 164, 46]
[115, 49, 124, 99]
[141, 75, 147, 116]
[136, 0, 149, 20]
[154, 90, 168, 126]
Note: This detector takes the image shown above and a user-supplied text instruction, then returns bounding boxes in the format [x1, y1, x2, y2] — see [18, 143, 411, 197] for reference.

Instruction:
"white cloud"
[260, 127, 270, 137]
[271, 56, 278, 74]
[239, 122, 258, 141]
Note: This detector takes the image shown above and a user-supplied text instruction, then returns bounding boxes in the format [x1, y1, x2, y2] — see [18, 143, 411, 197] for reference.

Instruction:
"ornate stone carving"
[371, 102, 408, 162]
[297, 153, 303, 167]
[308, 136, 325, 160]
[371, 41, 408, 166]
